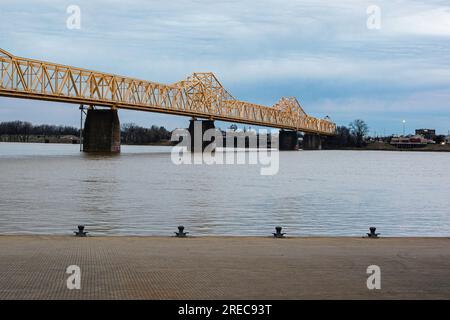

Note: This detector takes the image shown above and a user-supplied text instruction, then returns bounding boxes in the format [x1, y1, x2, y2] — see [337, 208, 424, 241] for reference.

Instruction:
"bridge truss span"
[0, 48, 335, 135]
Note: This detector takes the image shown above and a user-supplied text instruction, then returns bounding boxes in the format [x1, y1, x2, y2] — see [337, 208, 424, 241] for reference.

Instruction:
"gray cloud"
[0, 0, 449, 133]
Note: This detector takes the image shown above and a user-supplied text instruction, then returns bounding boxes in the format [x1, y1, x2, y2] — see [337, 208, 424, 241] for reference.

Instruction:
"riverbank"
[0, 137, 173, 146]
[326, 142, 450, 152]
[3, 139, 450, 151]
[0, 236, 449, 299]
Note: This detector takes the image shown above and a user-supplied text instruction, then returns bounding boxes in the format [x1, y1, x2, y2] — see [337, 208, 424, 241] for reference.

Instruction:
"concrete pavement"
[0, 236, 449, 299]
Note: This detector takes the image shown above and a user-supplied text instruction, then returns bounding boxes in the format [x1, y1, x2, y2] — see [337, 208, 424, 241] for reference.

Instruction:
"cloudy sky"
[1, 0, 450, 135]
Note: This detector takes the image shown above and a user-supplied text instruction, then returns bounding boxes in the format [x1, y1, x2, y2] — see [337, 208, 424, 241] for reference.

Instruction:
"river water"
[0, 142, 449, 236]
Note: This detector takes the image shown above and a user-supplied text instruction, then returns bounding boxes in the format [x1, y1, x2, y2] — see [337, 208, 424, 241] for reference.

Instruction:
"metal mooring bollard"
[175, 225, 188, 237]
[273, 226, 285, 238]
[74, 225, 88, 237]
[366, 227, 380, 238]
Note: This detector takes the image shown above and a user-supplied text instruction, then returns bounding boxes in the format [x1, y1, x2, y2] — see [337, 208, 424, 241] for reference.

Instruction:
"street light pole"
[402, 120, 406, 136]
[79, 105, 84, 152]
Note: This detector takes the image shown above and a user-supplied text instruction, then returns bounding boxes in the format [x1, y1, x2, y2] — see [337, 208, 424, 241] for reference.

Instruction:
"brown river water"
[0, 142, 449, 236]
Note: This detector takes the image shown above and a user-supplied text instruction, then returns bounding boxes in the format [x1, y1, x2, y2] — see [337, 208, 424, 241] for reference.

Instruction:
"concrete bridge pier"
[279, 130, 299, 151]
[188, 119, 216, 152]
[83, 109, 121, 153]
[303, 133, 322, 150]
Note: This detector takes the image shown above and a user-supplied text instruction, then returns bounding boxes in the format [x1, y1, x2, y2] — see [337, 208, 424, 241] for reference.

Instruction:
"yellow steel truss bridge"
[0, 48, 335, 135]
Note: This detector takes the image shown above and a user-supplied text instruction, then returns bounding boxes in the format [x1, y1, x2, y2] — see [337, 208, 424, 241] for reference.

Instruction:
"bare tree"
[349, 119, 369, 147]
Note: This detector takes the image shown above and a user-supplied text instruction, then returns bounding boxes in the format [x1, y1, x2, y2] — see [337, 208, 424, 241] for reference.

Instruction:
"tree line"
[120, 123, 171, 144]
[0, 121, 172, 144]
[0, 119, 370, 147]
[323, 119, 369, 148]
[0, 121, 79, 142]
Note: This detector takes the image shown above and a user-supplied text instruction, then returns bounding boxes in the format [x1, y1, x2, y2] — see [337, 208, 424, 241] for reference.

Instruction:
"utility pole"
[79, 105, 84, 152]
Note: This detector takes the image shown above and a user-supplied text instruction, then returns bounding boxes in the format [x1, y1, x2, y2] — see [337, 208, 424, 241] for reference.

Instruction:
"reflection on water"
[0, 142, 449, 236]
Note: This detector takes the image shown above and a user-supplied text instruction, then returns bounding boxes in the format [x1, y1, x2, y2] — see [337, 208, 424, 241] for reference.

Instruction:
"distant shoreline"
[324, 142, 450, 152]
[0, 136, 173, 146]
[2, 139, 450, 152]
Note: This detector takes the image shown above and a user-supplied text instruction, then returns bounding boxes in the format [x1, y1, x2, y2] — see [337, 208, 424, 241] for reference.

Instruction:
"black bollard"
[175, 225, 188, 237]
[366, 227, 380, 238]
[74, 225, 88, 237]
[273, 226, 285, 238]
